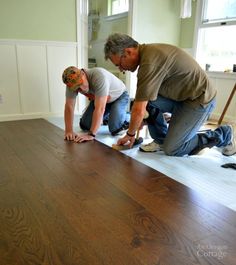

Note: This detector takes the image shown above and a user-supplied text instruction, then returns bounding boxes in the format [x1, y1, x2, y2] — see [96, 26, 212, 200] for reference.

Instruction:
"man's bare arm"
[64, 97, 76, 140]
[128, 100, 148, 134]
[90, 95, 108, 134]
[74, 95, 108, 142]
[117, 100, 148, 147]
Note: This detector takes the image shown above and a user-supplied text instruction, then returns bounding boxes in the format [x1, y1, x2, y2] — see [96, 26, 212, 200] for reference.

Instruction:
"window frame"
[108, 0, 129, 16]
[193, 0, 236, 74]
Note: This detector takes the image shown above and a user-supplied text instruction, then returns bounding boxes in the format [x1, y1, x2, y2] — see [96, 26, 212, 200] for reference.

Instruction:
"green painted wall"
[0, 0, 77, 41]
[134, 0, 181, 46]
[0, 0, 197, 47]
[179, 0, 196, 48]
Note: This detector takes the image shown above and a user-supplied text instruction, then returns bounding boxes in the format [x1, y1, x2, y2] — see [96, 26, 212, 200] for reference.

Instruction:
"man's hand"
[117, 134, 135, 148]
[74, 132, 95, 143]
[64, 132, 78, 141]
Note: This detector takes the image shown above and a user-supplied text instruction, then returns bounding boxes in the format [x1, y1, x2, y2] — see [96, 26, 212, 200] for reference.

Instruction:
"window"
[195, 0, 236, 72]
[108, 0, 129, 16]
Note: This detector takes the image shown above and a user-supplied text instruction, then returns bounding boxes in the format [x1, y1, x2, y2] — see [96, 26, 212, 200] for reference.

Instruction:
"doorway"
[76, 0, 134, 113]
[87, 0, 130, 82]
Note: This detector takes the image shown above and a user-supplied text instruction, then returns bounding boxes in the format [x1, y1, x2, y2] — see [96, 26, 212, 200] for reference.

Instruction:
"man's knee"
[145, 103, 160, 124]
[163, 142, 179, 156]
[79, 119, 90, 131]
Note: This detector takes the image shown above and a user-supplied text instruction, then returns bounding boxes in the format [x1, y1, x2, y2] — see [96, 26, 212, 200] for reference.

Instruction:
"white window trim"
[103, 11, 128, 21]
[107, 0, 129, 17]
[192, 0, 202, 58]
[193, 0, 236, 78]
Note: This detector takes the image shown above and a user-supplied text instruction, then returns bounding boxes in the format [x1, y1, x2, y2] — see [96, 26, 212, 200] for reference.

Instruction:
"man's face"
[109, 48, 139, 73]
[67, 71, 89, 93]
[78, 76, 89, 94]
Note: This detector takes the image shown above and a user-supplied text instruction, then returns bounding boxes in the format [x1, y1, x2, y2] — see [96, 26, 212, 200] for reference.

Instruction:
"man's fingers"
[64, 135, 70, 140]
[117, 138, 126, 145]
[74, 137, 85, 143]
[117, 136, 131, 146]
[64, 134, 75, 141]
[74, 134, 94, 143]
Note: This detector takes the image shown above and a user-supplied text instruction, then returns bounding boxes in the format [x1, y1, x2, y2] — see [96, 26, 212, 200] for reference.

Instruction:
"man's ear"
[124, 47, 132, 56]
[124, 47, 136, 57]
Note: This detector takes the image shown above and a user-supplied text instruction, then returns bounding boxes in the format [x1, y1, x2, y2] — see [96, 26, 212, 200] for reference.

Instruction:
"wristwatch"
[126, 131, 135, 137]
[88, 131, 96, 138]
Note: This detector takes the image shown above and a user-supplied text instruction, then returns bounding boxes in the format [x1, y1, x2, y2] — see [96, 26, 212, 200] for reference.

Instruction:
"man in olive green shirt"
[104, 33, 235, 156]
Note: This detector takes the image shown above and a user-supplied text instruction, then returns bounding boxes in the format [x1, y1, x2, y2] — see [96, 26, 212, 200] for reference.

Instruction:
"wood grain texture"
[0, 119, 235, 265]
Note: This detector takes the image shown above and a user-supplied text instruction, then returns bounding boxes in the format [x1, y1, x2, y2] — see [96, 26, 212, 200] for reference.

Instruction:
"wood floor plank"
[0, 119, 236, 265]
[0, 147, 103, 265]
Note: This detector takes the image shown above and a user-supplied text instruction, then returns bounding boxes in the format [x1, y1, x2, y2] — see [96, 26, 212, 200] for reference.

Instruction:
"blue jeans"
[80, 91, 130, 134]
[147, 96, 232, 156]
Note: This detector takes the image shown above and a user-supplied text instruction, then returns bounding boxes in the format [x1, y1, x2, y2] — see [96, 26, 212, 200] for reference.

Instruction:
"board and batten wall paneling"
[17, 45, 50, 114]
[215, 78, 236, 119]
[47, 45, 77, 114]
[0, 44, 21, 115]
[208, 74, 236, 123]
[1, 39, 236, 123]
[0, 40, 78, 122]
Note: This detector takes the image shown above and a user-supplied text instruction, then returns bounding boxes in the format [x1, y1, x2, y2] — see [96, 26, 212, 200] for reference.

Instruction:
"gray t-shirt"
[66, 67, 127, 103]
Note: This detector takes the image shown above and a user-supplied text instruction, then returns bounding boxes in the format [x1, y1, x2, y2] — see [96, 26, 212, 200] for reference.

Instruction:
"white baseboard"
[210, 113, 236, 124]
[0, 112, 64, 122]
[1, 112, 234, 125]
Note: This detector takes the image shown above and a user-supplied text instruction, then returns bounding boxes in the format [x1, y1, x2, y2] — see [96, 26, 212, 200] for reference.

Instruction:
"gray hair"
[104, 33, 139, 60]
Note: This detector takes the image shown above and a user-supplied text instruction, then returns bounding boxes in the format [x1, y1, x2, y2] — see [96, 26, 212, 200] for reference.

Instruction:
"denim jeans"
[80, 91, 130, 134]
[147, 96, 232, 156]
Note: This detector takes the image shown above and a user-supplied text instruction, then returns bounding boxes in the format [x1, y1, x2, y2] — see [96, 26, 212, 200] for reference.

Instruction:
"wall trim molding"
[1, 112, 234, 124]
[207, 72, 236, 80]
[0, 112, 64, 122]
[210, 113, 235, 124]
[0, 39, 77, 47]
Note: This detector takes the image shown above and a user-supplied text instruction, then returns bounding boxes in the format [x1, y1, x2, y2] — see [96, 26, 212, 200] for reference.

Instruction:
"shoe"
[111, 121, 129, 136]
[222, 125, 236, 156]
[139, 141, 162, 152]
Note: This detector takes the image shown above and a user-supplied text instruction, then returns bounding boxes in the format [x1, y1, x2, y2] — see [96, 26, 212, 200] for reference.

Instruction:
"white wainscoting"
[0, 39, 78, 121]
[183, 48, 236, 123]
[208, 72, 236, 123]
[0, 39, 236, 123]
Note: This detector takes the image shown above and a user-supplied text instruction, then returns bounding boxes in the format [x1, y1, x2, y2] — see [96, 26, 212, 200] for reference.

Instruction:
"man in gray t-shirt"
[62, 66, 130, 142]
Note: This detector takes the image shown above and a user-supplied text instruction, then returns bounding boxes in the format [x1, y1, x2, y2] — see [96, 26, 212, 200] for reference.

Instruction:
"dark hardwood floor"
[0, 119, 235, 265]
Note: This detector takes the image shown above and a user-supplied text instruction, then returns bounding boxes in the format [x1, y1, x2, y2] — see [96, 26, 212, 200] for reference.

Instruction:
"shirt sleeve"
[135, 64, 167, 101]
[65, 86, 78, 99]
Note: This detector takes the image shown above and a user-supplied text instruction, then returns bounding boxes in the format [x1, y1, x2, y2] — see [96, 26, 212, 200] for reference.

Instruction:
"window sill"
[103, 12, 128, 21]
[206, 71, 236, 80]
